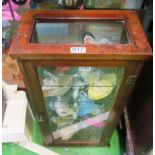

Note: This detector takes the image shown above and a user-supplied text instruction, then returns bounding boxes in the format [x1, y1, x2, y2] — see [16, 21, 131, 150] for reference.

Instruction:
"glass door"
[37, 66, 124, 143]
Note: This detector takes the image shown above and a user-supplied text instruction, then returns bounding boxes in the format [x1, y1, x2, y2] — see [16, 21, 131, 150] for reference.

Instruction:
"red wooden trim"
[9, 10, 152, 60]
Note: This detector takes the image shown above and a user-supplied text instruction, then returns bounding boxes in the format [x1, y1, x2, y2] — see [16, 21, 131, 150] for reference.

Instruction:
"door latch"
[127, 75, 137, 85]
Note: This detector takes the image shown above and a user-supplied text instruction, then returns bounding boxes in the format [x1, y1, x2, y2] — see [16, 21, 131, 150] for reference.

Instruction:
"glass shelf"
[37, 66, 124, 142]
[31, 19, 129, 44]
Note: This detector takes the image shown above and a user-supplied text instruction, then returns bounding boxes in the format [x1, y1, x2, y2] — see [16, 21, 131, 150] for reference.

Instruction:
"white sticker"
[79, 67, 91, 72]
[70, 47, 86, 54]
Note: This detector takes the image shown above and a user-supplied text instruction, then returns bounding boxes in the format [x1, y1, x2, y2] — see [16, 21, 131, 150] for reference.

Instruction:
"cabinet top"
[9, 10, 152, 60]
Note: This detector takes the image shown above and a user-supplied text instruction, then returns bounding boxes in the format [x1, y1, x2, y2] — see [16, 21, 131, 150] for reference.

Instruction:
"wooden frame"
[9, 10, 152, 146]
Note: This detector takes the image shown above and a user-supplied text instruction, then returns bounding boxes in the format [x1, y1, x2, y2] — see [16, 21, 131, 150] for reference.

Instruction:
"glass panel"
[31, 20, 129, 44]
[37, 66, 124, 143]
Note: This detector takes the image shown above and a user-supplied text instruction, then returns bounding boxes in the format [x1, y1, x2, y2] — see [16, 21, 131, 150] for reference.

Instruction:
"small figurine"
[55, 96, 78, 119]
[83, 32, 95, 44]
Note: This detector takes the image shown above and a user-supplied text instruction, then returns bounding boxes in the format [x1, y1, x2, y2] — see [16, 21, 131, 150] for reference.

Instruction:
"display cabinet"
[9, 10, 152, 146]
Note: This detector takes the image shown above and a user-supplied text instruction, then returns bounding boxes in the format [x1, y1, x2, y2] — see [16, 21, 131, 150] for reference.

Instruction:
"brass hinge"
[127, 75, 137, 85]
[36, 113, 45, 122]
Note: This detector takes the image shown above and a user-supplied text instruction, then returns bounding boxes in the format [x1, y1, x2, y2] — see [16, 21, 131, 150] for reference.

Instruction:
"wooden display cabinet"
[9, 10, 152, 146]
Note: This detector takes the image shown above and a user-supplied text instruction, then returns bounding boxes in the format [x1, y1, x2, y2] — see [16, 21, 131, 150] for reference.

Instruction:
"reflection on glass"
[31, 20, 129, 44]
[37, 66, 124, 142]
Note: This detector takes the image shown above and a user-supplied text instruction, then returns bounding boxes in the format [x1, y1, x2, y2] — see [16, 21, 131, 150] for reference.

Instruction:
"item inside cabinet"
[37, 67, 124, 142]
